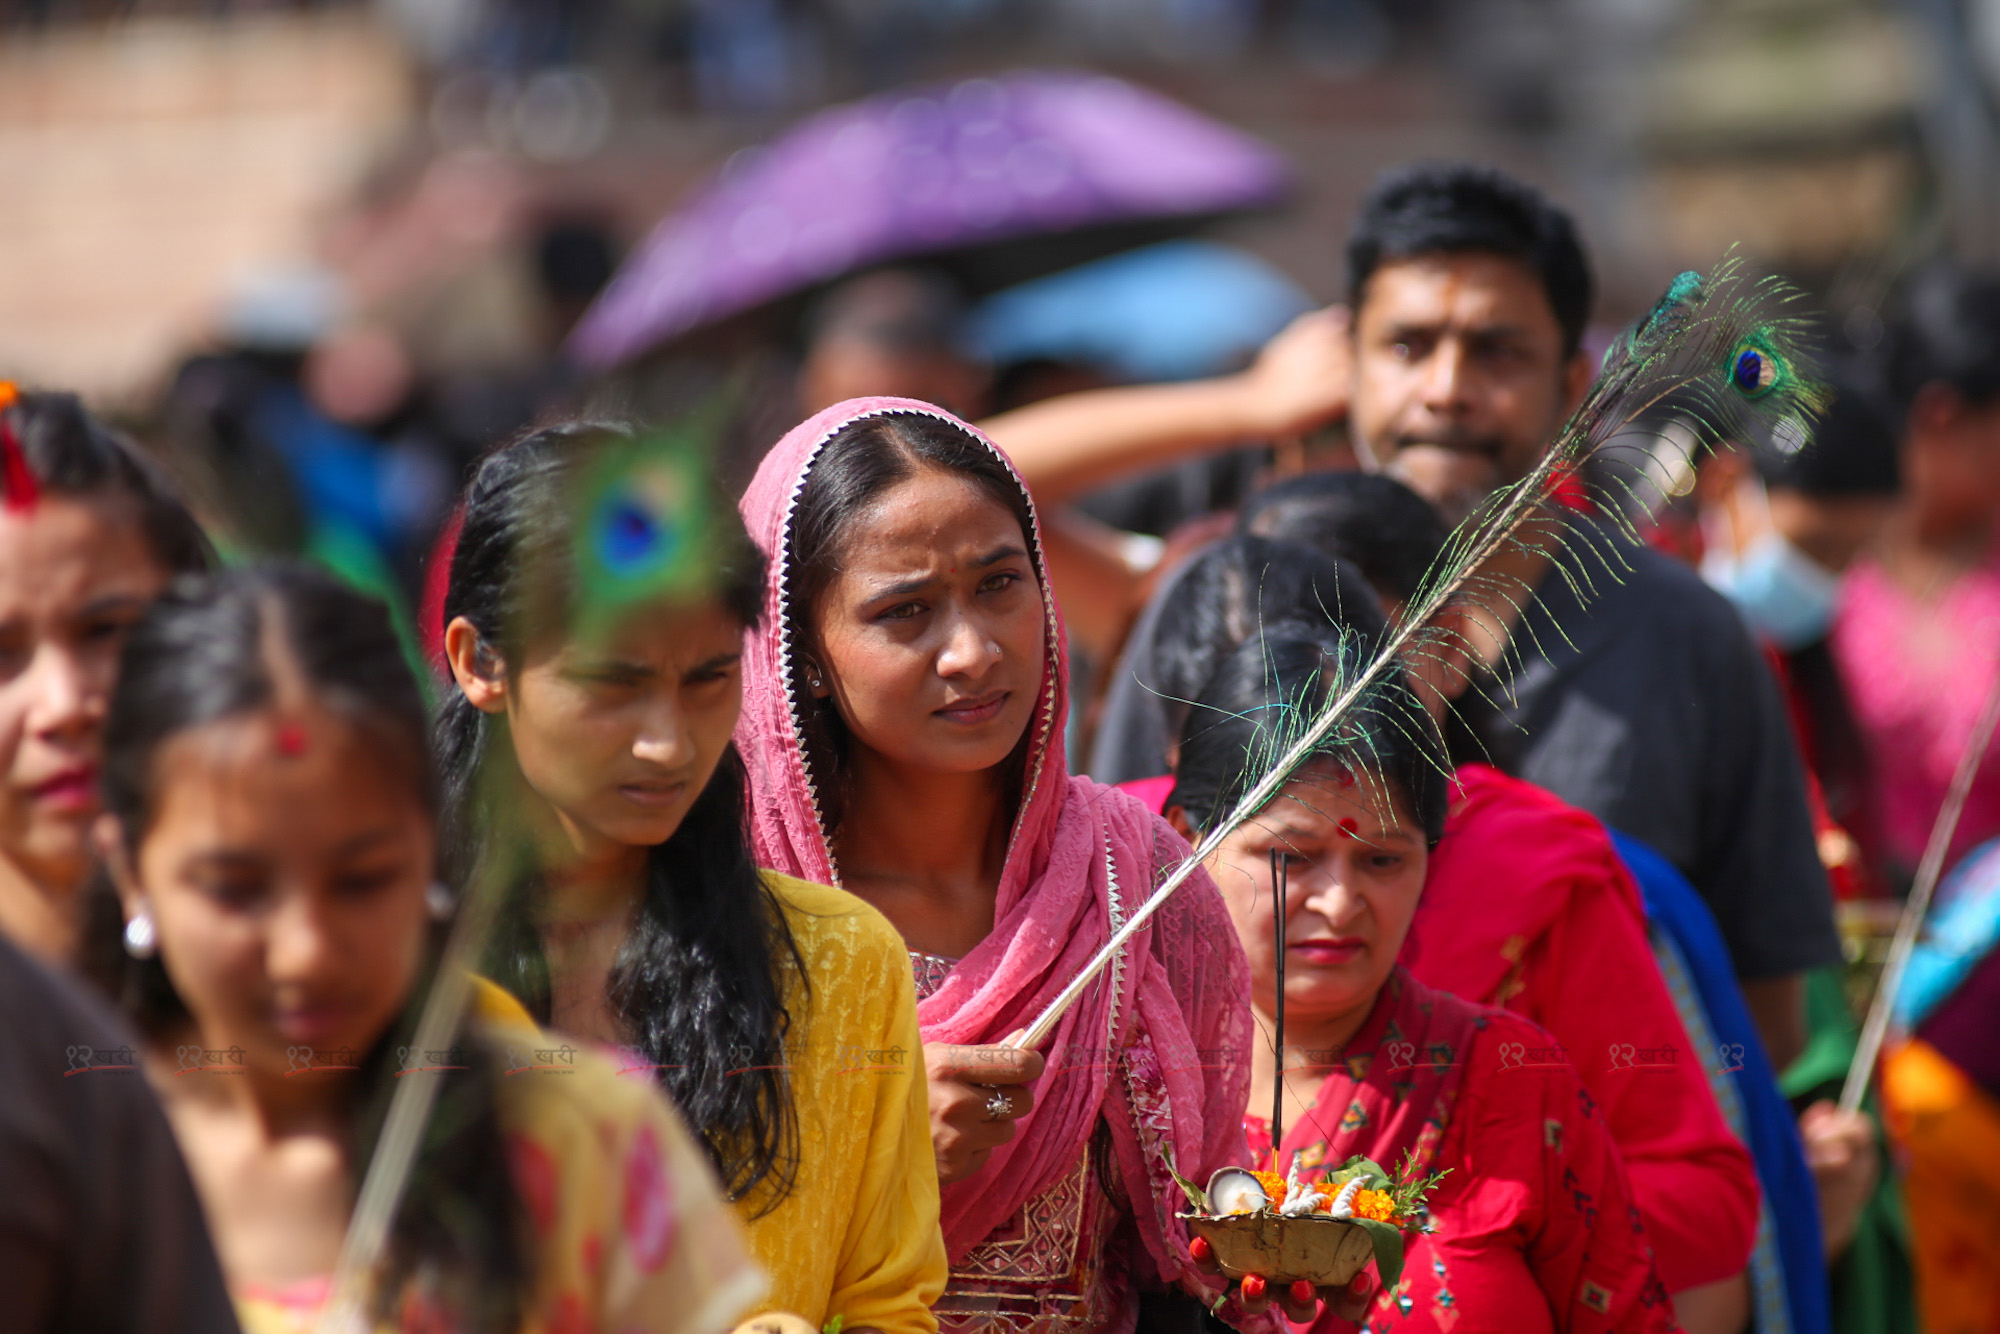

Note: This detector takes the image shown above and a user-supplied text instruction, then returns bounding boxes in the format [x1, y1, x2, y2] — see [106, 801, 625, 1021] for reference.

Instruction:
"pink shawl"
[735, 397, 1253, 1288]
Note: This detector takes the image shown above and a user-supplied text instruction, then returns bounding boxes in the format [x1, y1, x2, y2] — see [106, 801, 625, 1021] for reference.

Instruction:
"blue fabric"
[969, 239, 1312, 382]
[1612, 830, 1831, 1334]
[1896, 835, 2000, 1028]
[253, 383, 395, 550]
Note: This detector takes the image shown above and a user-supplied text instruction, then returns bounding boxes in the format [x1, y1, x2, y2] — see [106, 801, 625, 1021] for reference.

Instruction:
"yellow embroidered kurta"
[235, 982, 765, 1334]
[735, 874, 946, 1334]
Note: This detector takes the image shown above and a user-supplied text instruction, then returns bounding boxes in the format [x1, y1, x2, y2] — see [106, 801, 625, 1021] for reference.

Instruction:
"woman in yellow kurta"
[93, 566, 763, 1334]
[435, 420, 945, 1333]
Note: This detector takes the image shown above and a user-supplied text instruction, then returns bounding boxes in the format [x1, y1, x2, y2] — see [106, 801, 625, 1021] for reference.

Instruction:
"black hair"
[802, 268, 970, 355]
[1237, 471, 1449, 606]
[436, 419, 804, 1212]
[0, 389, 212, 574]
[89, 565, 526, 1332]
[1168, 623, 1449, 848]
[1881, 263, 2000, 409]
[1346, 162, 1594, 359]
[1147, 535, 1382, 751]
[1756, 361, 1901, 498]
[785, 409, 1039, 832]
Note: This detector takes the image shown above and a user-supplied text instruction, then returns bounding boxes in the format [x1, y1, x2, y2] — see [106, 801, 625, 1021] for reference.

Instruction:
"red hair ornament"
[0, 383, 38, 514]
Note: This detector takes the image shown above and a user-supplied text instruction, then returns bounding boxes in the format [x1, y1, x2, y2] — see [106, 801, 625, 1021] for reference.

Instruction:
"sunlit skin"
[1350, 253, 1594, 501]
[102, 703, 434, 1288]
[809, 466, 1046, 953]
[1167, 764, 1427, 1130]
[444, 597, 746, 1041]
[806, 465, 1050, 1186]
[0, 493, 170, 961]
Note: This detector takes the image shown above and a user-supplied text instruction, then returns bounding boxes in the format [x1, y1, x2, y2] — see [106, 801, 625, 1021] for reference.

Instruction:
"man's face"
[1349, 252, 1589, 511]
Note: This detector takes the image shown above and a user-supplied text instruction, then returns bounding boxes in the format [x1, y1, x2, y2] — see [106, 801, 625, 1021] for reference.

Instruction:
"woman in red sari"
[1166, 626, 1679, 1334]
[1115, 520, 1756, 1326]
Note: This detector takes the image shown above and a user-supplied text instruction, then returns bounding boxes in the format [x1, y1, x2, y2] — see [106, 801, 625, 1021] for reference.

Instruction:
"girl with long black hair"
[94, 565, 759, 1333]
[436, 421, 944, 1334]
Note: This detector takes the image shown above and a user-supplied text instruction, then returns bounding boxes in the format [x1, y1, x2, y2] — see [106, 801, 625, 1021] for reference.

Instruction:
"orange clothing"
[1881, 1038, 2000, 1334]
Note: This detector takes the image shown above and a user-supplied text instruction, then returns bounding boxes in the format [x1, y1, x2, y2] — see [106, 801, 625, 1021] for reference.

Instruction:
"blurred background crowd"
[6, 1, 2000, 1331]
[2, 0, 1984, 566]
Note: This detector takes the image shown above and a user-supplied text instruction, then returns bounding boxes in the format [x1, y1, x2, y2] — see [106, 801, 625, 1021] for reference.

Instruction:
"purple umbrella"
[569, 69, 1292, 369]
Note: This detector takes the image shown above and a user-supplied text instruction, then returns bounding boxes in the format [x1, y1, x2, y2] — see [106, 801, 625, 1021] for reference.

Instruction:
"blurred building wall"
[0, 11, 412, 399]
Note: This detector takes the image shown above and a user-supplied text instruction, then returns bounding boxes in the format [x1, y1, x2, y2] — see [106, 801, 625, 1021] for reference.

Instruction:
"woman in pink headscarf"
[736, 398, 1272, 1332]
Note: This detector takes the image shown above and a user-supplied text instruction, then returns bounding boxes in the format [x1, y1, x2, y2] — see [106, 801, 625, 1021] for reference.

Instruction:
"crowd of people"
[2, 159, 1998, 1334]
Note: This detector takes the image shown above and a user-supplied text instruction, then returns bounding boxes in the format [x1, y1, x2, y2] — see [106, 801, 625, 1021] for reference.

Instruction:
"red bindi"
[1338, 818, 1359, 838]
[276, 722, 307, 756]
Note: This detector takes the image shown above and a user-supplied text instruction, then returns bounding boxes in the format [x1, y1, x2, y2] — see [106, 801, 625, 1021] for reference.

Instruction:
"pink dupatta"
[735, 397, 1253, 1290]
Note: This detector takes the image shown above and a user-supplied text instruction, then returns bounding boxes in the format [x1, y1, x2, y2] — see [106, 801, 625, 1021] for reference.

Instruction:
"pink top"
[1832, 553, 2000, 873]
[734, 397, 1256, 1325]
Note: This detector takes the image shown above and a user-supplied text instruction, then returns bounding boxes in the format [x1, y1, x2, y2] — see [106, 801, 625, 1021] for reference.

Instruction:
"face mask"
[1701, 529, 1841, 649]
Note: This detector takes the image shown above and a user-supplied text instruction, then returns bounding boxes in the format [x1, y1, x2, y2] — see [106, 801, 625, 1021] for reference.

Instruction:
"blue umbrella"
[969, 238, 1312, 382]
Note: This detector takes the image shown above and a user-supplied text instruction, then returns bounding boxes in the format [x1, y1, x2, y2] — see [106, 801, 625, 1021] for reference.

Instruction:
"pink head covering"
[736, 398, 1252, 1286]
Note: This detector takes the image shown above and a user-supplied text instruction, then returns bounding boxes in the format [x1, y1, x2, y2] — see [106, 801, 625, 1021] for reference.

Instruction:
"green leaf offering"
[1349, 1216, 1408, 1291]
[1162, 1147, 1210, 1212]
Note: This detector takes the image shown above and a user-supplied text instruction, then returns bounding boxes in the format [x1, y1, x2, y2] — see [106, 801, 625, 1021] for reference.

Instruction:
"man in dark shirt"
[1493, 516, 1844, 990]
[1342, 165, 1838, 1064]
[992, 162, 1839, 1067]
[0, 931, 240, 1333]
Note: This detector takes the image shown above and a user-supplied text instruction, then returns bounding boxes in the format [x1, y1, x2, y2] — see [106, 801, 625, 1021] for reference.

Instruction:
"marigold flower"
[1350, 1188, 1398, 1222]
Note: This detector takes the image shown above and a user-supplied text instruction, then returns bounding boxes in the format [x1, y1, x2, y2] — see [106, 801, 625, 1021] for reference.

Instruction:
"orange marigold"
[1350, 1188, 1398, 1222]
[1249, 1170, 1288, 1205]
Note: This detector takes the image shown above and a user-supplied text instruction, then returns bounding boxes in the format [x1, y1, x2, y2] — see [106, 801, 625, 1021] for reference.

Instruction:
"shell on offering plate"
[1205, 1167, 1270, 1216]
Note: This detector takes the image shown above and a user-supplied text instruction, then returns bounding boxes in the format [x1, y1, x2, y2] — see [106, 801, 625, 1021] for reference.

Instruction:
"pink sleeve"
[1524, 844, 1759, 1292]
[1138, 819, 1271, 1329]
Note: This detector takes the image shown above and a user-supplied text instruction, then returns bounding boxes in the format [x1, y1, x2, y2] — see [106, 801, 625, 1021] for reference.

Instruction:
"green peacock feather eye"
[568, 427, 720, 643]
[1728, 331, 1785, 399]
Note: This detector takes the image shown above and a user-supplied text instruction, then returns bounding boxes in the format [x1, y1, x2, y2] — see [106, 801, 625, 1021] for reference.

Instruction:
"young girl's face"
[500, 597, 746, 862]
[1186, 763, 1427, 1028]
[116, 704, 434, 1074]
[0, 495, 169, 894]
[810, 468, 1046, 781]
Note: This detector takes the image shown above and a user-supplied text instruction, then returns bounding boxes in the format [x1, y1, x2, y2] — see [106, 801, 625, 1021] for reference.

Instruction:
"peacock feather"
[1016, 250, 1827, 1048]
[568, 423, 720, 644]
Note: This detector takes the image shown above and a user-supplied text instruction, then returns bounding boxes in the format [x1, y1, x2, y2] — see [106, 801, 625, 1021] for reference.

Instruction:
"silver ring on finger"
[982, 1087, 1012, 1121]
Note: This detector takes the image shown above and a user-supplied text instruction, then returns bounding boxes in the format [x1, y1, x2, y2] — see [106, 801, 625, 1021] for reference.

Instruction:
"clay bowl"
[1181, 1212, 1377, 1285]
